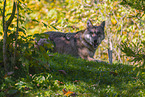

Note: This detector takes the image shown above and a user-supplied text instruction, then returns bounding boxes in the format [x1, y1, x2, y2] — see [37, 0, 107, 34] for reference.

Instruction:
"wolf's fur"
[36, 20, 105, 61]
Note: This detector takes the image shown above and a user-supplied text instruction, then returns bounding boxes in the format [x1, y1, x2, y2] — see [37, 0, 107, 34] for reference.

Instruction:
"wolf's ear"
[100, 21, 105, 29]
[87, 20, 93, 28]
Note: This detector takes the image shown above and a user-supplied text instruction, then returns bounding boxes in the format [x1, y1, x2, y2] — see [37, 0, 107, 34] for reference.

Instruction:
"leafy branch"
[121, 41, 145, 67]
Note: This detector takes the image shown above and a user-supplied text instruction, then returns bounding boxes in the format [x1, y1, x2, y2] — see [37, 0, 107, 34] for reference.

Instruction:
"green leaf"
[19, 28, 26, 35]
[0, 32, 2, 35]
[22, 26, 26, 30]
[42, 22, 48, 28]
[50, 25, 58, 30]
[32, 19, 39, 23]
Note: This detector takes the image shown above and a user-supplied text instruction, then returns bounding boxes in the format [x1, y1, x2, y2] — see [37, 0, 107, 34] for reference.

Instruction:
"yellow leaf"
[111, 19, 117, 25]
[64, 91, 74, 96]
[122, 31, 127, 34]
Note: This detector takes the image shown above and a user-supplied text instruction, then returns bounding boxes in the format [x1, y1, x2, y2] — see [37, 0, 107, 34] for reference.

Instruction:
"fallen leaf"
[25, 87, 30, 91]
[62, 88, 77, 96]
[73, 80, 80, 83]
[70, 92, 77, 96]
[58, 81, 64, 85]
[64, 90, 74, 96]
[58, 70, 67, 75]
[7, 71, 14, 75]
[14, 66, 19, 69]
[110, 71, 118, 76]
[63, 88, 67, 94]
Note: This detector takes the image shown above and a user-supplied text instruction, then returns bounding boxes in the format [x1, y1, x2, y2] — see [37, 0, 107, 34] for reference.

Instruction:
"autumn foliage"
[0, 0, 145, 96]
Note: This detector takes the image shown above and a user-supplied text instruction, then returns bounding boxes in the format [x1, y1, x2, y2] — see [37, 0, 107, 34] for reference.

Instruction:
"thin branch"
[6, 2, 16, 31]
[3, 0, 6, 32]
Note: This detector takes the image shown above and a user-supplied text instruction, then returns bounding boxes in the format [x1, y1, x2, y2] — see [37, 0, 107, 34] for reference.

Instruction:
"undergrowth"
[0, 53, 145, 96]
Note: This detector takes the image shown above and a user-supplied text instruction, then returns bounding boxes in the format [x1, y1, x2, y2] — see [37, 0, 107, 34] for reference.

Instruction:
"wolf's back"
[45, 31, 76, 40]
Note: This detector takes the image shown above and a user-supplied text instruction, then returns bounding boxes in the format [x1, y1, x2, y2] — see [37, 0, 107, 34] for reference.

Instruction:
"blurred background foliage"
[0, 0, 144, 65]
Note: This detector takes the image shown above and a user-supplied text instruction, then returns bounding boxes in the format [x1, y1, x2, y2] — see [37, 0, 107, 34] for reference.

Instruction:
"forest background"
[1, 0, 144, 65]
[0, 0, 145, 96]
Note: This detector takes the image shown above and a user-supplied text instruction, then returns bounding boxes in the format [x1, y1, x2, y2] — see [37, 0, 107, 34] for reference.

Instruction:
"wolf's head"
[83, 20, 105, 49]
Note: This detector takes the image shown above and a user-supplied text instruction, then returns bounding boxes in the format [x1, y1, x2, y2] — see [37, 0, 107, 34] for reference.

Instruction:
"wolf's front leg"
[87, 56, 108, 64]
[87, 56, 96, 61]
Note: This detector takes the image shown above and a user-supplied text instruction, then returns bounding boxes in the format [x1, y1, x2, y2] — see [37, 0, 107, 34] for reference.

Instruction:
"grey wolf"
[35, 20, 105, 61]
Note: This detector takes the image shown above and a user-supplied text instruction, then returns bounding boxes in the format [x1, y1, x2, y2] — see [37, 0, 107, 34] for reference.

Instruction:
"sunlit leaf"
[19, 27, 26, 35]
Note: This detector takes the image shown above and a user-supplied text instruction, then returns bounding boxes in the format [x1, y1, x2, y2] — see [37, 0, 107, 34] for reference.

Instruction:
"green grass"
[0, 53, 145, 96]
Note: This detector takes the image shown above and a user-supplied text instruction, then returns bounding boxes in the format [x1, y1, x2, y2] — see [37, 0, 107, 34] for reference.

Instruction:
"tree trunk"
[14, 0, 19, 68]
[2, 1, 16, 73]
[3, 0, 7, 73]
